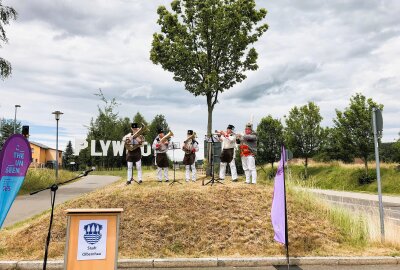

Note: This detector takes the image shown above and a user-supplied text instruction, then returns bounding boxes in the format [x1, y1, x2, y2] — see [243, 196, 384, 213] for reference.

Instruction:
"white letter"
[112, 141, 125, 156]
[91, 140, 102, 156]
[74, 138, 88, 156]
[141, 142, 152, 157]
[99, 140, 111, 156]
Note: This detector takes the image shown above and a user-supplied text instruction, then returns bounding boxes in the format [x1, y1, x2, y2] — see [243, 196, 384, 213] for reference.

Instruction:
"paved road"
[304, 188, 400, 225]
[2, 175, 120, 227]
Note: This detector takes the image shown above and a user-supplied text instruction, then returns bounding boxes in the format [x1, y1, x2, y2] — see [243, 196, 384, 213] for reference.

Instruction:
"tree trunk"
[207, 101, 213, 135]
[206, 95, 214, 176]
[364, 158, 368, 175]
[304, 157, 308, 179]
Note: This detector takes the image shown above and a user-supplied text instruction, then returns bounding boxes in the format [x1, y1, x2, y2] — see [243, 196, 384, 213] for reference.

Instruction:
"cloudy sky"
[1, 0, 399, 159]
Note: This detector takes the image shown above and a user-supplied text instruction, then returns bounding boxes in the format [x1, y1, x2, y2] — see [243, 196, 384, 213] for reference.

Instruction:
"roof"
[30, 141, 63, 152]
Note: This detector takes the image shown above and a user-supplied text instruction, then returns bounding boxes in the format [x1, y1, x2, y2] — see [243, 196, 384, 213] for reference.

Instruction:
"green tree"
[285, 102, 324, 178]
[146, 114, 170, 144]
[315, 127, 355, 163]
[133, 112, 148, 127]
[0, 1, 17, 79]
[256, 115, 283, 168]
[0, 118, 21, 148]
[63, 140, 74, 168]
[79, 90, 127, 169]
[150, 0, 268, 135]
[334, 93, 383, 175]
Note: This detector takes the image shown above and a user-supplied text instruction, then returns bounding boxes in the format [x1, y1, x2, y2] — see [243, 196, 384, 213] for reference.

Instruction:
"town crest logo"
[83, 222, 103, 245]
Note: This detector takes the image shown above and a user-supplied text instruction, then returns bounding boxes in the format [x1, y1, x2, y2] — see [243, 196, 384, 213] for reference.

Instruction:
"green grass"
[288, 164, 400, 195]
[20, 168, 81, 195]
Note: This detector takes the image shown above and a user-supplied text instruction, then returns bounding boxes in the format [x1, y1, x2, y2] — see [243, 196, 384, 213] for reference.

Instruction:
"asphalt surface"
[305, 188, 400, 225]
[2, 175, 120, 227]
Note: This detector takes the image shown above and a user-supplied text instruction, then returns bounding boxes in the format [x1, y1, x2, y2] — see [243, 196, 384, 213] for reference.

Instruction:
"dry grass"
[0, 171, 398, 260]
[288, 159, 398, 169]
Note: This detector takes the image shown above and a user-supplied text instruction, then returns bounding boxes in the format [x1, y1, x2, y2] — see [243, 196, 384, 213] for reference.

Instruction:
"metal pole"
[56, 119, 59, 182]
[14, 106, 17, 134]
[372, 108, 385, 242]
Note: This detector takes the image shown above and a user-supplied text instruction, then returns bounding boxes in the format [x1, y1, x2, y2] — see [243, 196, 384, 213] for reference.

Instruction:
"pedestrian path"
[2, 175, 120, 227]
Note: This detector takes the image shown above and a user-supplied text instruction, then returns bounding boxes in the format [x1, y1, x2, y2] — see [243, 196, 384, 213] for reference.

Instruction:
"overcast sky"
[1, 0, 399, 159]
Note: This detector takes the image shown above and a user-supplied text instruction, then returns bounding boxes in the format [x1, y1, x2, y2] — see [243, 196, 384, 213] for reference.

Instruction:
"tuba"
[183, 132, 197, 154]
[125, 123, 148, 151]
[159, 130, 174, 144]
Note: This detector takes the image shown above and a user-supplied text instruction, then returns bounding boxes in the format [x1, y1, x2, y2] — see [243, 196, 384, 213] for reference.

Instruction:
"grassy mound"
[0, 172, 398, 259]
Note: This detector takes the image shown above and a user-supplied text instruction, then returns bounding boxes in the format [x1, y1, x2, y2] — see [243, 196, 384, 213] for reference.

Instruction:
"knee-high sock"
[127, 162, 133, 181]
[219, 162, 227, 179]
[185, 165, 190, 181]
[191, 164, 197, 181]
[229, 159, 237, 180]
[136, 160, 142, 181]
[164, 167, 169, 180]
[248, 156, 257, 183]
[241, 157, 250, 183]
[157, 167, 162, 181]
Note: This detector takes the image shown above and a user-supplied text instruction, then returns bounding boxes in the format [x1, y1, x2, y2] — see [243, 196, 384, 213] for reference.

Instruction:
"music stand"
[169, 142, 182, 186]
[204, 134, 224, 186]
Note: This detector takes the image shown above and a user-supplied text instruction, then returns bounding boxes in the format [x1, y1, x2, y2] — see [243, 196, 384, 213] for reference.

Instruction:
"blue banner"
[0, 134, 32, 228]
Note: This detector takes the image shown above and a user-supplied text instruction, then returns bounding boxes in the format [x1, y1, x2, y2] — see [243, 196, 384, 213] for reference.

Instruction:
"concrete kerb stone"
[217, 257, 286, 267]
[289, 257, 339, 265]
[1, 256, 399, 269]
[118, 259, 154, 268]
[337, 256, 398, 265]
[0, 261, 18, 270]
[16, 260, 63, 270]
[153, 258, 218, 268]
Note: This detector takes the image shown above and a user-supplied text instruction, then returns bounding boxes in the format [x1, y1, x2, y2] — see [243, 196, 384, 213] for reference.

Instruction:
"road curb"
[0, 256, 399, 269]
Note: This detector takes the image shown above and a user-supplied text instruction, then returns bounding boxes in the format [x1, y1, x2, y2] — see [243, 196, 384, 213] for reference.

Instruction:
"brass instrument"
[125, 123, 147, 151]
[159, 130, 174, 144]
[183, 132, 197, 154]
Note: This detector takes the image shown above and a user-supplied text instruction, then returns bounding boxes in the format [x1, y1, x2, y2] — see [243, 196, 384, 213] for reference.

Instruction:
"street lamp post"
[52, 111, 63, 181]
[14, 105, 21, 134]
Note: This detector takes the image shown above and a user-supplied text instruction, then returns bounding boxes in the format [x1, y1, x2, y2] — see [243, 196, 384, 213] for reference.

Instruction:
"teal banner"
[0, 134, 32, 228]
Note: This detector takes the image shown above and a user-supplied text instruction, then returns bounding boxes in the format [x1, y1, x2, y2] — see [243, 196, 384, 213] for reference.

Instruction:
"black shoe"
[126, 180, 132, 185]
[165, 179, 169, 182]
[232, 179, 238, 182]
[138, 180, 143, 184]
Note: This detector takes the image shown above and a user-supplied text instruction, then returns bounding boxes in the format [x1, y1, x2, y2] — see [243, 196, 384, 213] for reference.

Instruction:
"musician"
[122, 123, 144, 185]
[152, 128, 171, 182]
[237, 123, 258, 184]
[218, 124, 238, 182]
[182, 130, 199, 182]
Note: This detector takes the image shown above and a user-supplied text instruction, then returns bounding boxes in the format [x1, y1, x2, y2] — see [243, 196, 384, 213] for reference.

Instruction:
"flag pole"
[282, 145, 290, 267]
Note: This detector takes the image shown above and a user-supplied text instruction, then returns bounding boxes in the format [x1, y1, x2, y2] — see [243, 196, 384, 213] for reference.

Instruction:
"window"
[31, 148, 34, 153]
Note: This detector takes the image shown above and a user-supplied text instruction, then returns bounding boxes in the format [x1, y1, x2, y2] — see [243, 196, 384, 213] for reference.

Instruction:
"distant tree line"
[256, 93, 399, 179]
[68, 90, 171, 170]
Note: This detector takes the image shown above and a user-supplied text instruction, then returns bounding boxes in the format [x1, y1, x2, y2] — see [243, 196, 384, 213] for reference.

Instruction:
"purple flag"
[0, 134, 32, 228]
[271, 145, 286, 244]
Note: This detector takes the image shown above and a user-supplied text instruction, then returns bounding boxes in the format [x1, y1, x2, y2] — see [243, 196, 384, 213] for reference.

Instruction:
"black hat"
[246, 123, 253, 128]
[187, 130, 193, 135]
[227, 124, 235, 130]
[157, 128, 164, 134]
[131, 123, 138, 129]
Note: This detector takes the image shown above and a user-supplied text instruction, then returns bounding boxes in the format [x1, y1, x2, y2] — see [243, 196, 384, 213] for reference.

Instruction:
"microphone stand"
[30, 168, 94, 270]
[169, 142, 182, 186]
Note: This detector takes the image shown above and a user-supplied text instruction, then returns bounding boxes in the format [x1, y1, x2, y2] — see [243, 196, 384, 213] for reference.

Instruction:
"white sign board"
[77, 220, 108, 260]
